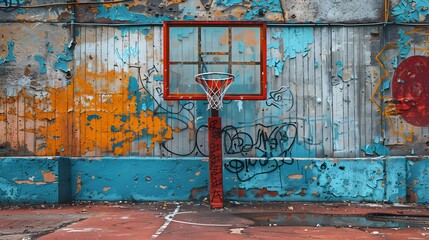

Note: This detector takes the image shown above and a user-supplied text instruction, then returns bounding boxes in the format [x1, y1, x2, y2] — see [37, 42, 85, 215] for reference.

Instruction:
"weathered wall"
[1, 0, 429, 203]
[2, 157, 429, 204]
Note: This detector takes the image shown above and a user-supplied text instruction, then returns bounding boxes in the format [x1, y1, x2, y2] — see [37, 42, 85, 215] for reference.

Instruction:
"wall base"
[1, 157, 428, 204]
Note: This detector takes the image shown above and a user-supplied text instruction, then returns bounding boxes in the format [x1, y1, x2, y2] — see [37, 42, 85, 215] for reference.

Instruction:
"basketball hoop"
[195, 72, 235, 110]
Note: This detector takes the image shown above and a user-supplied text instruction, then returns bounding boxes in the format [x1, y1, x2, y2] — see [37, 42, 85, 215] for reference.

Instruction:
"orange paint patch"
[233, 30, 258, 46]
[288, 174, 303, 180]
[103, 187, 111, 192]
[13, 64, 173, 156]
[41, 170, 57, 182]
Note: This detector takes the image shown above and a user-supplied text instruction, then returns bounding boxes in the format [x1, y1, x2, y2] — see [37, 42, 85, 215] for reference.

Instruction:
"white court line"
[151, 205, 180, 239]
[166, 211, 232, 227]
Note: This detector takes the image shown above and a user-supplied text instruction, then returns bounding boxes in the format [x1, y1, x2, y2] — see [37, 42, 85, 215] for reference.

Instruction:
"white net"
[195, 72, 235, 110]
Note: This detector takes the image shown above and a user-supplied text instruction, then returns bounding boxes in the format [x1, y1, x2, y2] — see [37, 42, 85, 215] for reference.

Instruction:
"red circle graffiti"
[391, 56, 429, 127]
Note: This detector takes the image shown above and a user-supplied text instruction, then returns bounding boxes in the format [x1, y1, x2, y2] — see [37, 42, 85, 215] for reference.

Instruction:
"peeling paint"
[41, 170, 57, 182]
[55, 44, 73, 73]
[0, 41, 16, 64]
[288, 174, 303, 180]
[34, 55, 47, 74]
[397, 29, 411, 59]
[96, 4, 170, 24]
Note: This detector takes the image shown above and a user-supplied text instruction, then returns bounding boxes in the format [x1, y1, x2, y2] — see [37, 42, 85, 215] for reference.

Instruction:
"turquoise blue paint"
[120, 114, 129, 122]
[272, 31, 282, 39]
[407, 158, 429, 203]
[87, 114, 101, 122]
[119, 27, 151, 37]
[238, 41, 244, 53]
[314, 61, 319, 68]
[17, 8, 25, 13]
[153, 75, 163, 81]
[392, 56, 398, 68]
[171, 27, 194, 41]
[2, 157, 429, 203]
[243, 0, 282, 20]
[128, 76, 139, 93]
[34, 55, 47, 74]
[281, 28, 314, 61]
[46, 43, 54, 53]
[2, 0, 24, 6]
[116, 46, 138, 64]
[0, 41, 16, 65]
[361, 136, 390, 156]
[55, 44, 73, 73]
[380, 79, 391, 92]
[336, 61, 343, 79]
[289, 141, 317, 158]
[183, 15, 195, 20]
[267, 57, 284, 76]
[112, 141, 124, 152]
[267, 42, 279, 49]
[71, 158, 209, 201]
[225, 158, 385, 201]
[217, 0, 243, 7]
[0, 157, 68, 204]
[110, 125, 122, 132]
[385, 157, 407, 202]
[392, 0, 429, 22]
[96, 4, 170, 23]
[397, 29, 411, 58]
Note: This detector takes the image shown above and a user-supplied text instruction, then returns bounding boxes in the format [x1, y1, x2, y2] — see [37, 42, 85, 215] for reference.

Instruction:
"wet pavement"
[1, 201, 429, 240]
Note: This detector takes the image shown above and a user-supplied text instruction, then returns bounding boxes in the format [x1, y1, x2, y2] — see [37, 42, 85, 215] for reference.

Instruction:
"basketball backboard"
[163, 21, 267, 100]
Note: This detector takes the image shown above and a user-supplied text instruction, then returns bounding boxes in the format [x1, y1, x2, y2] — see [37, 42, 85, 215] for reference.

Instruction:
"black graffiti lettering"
[224, 157, 295, 182]
[266, 86, 294, 111]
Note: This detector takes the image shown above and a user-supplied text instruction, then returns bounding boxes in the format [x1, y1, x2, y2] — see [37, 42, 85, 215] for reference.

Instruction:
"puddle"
[234, 212, 429, 228]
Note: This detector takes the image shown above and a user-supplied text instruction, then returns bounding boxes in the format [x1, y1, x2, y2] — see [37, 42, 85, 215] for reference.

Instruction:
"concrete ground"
[1, 201, 429, 240]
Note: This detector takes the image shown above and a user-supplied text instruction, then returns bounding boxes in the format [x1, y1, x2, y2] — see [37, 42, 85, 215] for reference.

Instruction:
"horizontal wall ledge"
[0, 157, 428, 204]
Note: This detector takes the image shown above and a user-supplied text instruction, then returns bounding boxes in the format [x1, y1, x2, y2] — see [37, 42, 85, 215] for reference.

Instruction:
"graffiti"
[224, 157, 294, 182]
[161, 122, 298, 158]
[265, 86, 293, 110]
[130, 64, 159, 91]
[391, 55, 429, 127]
[0, 0, 24, 11]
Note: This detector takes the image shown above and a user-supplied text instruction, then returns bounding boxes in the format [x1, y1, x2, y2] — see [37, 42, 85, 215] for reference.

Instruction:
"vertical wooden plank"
[72, 25, 83, 157]
[305, 27, 317, 155]
[331, 27, 345, 157]
[23, 93, 36, 154]
[114, 27, 125, 156]
[99, 27, 109, 156]
[6, 95, 18, 152]
[86, 26, 96, 157]
[129, 28, 140, 156]
[311, 28, 326, 157]
[0, 90, 7, 148]
[153, 26, 165, 157]
[322, 26, 333, 157]
[94, 27, 103, 157]
[35, 94, 47, 156]
[17, 92, 25, 152]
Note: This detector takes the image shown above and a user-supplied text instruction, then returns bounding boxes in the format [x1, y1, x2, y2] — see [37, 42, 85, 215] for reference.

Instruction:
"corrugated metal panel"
[2, 21, 429, 158]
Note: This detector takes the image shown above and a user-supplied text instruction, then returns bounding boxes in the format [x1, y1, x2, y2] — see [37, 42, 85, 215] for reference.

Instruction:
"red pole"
[208, 109, 223, 208]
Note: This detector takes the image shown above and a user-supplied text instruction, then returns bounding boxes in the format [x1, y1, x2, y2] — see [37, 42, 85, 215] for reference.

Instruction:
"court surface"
[1, 201, 429, 240]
